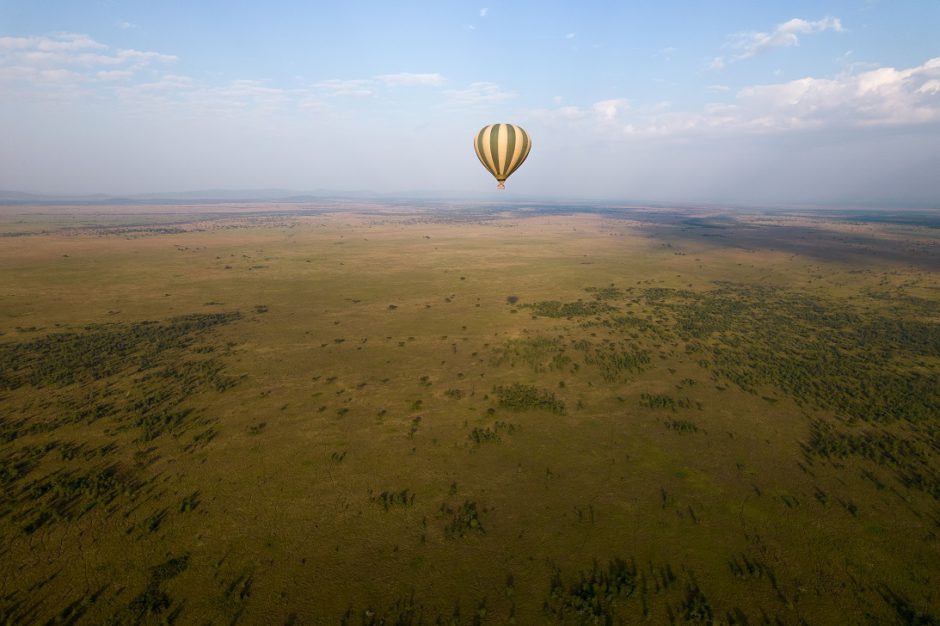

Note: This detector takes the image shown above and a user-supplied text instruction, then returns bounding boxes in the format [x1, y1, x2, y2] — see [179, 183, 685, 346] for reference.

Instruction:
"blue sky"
[1, 1, 938, 205]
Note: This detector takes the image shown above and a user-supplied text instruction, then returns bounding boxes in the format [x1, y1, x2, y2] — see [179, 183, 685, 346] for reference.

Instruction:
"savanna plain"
[0, 201, 938, 625]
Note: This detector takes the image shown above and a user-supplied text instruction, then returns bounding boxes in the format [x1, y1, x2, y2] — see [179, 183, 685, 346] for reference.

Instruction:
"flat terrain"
[1, 201, 938, 625]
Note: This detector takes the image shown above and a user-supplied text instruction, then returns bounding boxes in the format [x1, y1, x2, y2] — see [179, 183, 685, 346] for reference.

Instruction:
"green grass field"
[1, 202, 938, 624]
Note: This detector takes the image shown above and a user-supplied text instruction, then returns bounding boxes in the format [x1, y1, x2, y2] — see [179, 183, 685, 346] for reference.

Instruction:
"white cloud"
[592, 98, 629, 121]
[565, 33, 576, 40]
[117, 21, 138, 30]
[376, 72, 445, 87]
[919, 79, 940, 95]
[444, 81, 513, 105]
[533, 98, 630, 125]
[729, 16, 844, 61]
[536, 57, 940, 136]
[480, 8, 488, 17]
[707, 84, 731, 92]
[735, 57, 940, 128]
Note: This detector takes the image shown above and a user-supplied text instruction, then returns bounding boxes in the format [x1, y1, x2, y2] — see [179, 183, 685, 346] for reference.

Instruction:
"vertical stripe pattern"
[473, 123, 531, 187]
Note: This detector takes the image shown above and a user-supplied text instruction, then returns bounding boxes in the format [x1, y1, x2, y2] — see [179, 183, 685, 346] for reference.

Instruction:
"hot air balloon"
[474, 124, 531, 189]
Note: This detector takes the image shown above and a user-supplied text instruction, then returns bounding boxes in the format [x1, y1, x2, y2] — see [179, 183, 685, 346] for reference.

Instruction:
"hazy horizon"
[2, 188, 939, 212]
[2, 1, 939, 206]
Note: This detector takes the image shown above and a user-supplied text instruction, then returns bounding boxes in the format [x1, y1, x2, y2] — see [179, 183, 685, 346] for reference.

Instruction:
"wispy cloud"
[0, 32, 176, 91]
[113, 75, 300, 121]
[655, 46, 675, 60]
[711, 16, 844, 69]
[37, 68, 81, 83]
[735, 17, 843, 58]
[315, 72, 446, 95]
[119, 74, 193, 95]
[376, 72, 445, 87]
[444, 81, 513, 106]
[0, 33, 453, 113]
[115, 49, 177, 65]
[96, 70, 134, 81]
[315, 78, 373, 97]
[480, 8, 488, 18]
[836, 50, 881, 74]
[0, 32, 105, 52]
[533, 97, 629, 125]
[565, 33, 576, 40]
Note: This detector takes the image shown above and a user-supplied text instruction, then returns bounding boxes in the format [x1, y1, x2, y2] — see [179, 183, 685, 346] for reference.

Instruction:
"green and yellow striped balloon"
[474, 123, 531, 189]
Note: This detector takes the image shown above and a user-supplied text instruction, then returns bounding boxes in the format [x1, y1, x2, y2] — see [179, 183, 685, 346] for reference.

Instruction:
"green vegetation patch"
[640, 393, 695, 412]
[122, 554, 190, 624]
[574, 282, 939, 506]
[0, 312, 240, 390]
[469, 421, 517, 446]
[16, 463, 140, 534]
[547, 558, 638, 622]
[494, 383, 566, 414]
[574, 339, 650, 381]
[637, 285, 939, 426]
[491, 335, 570, 372]
[370, 489, 415, 511]
[524, 299, 615, 318]
[806, 419, 940, 500]
[441, 500, 485, 539]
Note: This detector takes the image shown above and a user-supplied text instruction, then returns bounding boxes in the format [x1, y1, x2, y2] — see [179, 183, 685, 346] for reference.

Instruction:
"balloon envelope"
[474, 124, 531, 189]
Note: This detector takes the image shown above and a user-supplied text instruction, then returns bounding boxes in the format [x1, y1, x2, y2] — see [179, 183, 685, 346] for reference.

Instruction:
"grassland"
[0, 201, 937, 624]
